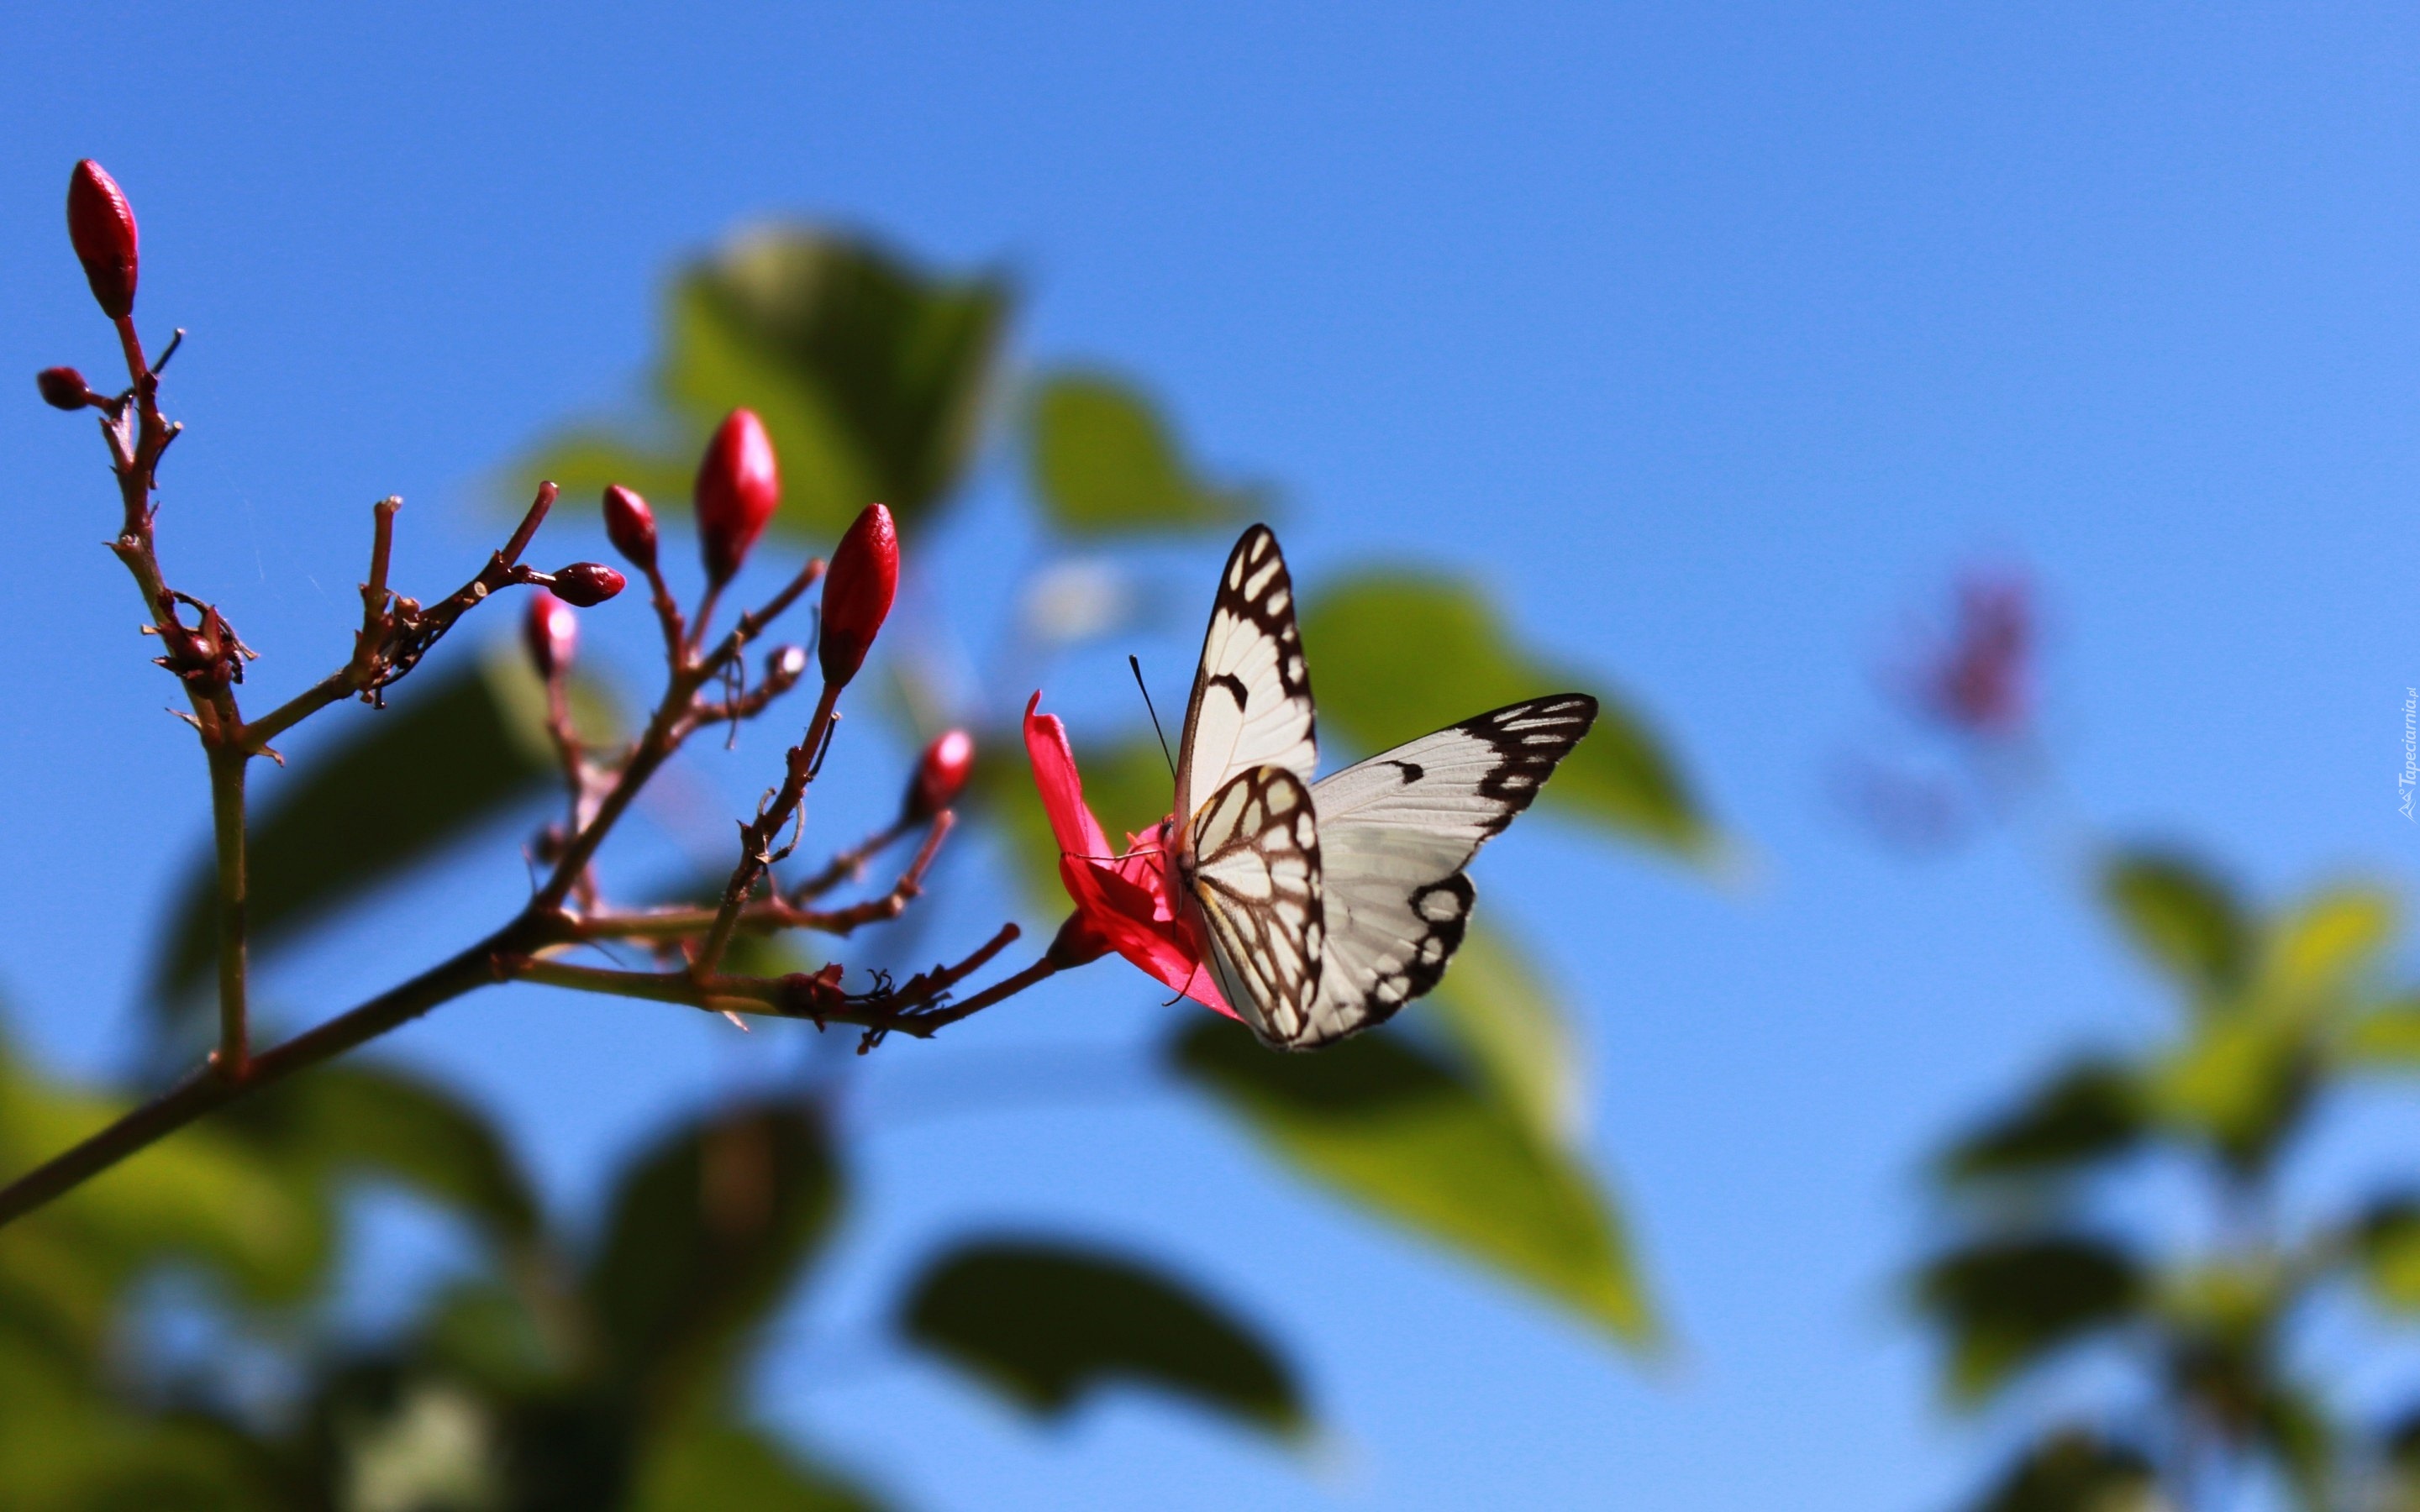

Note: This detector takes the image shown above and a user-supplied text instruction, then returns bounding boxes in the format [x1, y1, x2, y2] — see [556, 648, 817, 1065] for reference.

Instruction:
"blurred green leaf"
[1422, 921, 1586, 1147]
[506, 430, 697, 516]
[2149, 1015, 2312, 1173]
[2256, 1386, 2334, 1512]
[1171, 1016, 1651, 1345]
[2356, 1199, 2420, 1314]
[1026, 370, 1262, 537]
[1916, 1236, 2143, 1404]
[584, 1097, 841, 1419]
[2344, 996, 2420, 1068]
[1970, 1428, 2163, 1512]
[227, 1063, 542, 1250]
[2101, 852, 2249, 1001]
[0, 1037, 329, 1331]
[151, 648, 616, 1016]
[1941, 1060, 2145, 1186]
[522, 226, 1008, 541]
[900, 1236, 1305, 1439]
[632, 1418, 882, 1512]
[1302, 572, 1710, 859]
[2254, 885, 2396, 1019]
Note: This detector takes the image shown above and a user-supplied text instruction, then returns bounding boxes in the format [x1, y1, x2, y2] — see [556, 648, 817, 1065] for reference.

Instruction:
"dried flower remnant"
[696, 408, 780, 586]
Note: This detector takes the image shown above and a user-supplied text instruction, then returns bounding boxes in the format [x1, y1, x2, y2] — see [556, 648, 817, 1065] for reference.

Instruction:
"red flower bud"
[818, 502, 897, 689]
[602, 484, 657, 570]
[523, 593, 578, 679]
[903, 728, 975, 822]
[36, 367, 89, 411]
[547, 563, 626, 607]
[66, 160, 138, 320]
[695, 408, 779, 585]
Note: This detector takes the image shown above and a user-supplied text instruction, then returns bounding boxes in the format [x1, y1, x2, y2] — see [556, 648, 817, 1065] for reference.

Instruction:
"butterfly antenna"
[1129, 654, 1176, 779]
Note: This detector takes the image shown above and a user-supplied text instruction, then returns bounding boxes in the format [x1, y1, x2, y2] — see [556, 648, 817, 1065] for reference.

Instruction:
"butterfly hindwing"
[1188, 764, 1326, 1047]
[1172, 525, 1318, 827]
[1291, 695, 1599, 1047]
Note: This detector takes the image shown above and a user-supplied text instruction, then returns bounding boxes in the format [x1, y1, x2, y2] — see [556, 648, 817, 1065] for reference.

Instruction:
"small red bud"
[523, 594, 578, 679]
[66, 160, 139, 320]
[903, 729, 975, 822]
[547, 563, 626, 607]
[602, 484, 657, 570]
[36, 367, 89, 411]
[695, 409, 780, 585]
[818, 502, 898, 689]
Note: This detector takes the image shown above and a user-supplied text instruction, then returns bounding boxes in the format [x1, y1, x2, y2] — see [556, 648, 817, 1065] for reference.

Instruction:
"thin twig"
[506, 920, 1029, 1045]
[693, 680, 844, 974]
[576, 811, 957, 945]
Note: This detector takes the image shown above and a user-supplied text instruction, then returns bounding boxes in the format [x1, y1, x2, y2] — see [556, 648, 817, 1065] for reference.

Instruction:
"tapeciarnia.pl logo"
[2401, 687, 2417, 822]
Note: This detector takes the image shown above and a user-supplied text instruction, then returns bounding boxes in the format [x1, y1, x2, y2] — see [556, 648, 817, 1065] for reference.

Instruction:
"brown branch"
[790, 813, 918, 900]
[242, 486, 557, 752]
[692, 678, 843, 974]
[576, 811, 957, 946]
[504, 919, 1031, 1047]
[0, 909, 565, 1229]
[529, 556, 826, 915]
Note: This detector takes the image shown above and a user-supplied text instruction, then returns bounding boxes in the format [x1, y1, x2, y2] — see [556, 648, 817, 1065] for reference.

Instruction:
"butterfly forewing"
[1173, 525, 1318, 828]
[1188, 765, 1326, 1047]
[1292, 695, 1599, 1046]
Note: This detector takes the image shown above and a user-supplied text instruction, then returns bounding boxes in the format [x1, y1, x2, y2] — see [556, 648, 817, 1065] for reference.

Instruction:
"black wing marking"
[1294, 695, 1598, 1046]
[1173, 525, 1318, 832]
[1187, 764, 1326, 1048]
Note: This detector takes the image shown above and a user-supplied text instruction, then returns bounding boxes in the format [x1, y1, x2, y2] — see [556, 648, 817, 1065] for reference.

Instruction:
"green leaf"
[2343, 996, 2420, 1067]
[1914, 1236, 2143, 1405]
[2149, 1014, 2312, 1173]
[632, 1419, 883, 1512]
[1026, 370, 1263, 537]
[1969, 1428, 2161, 1512]
[503, 429, 698, 517]
[225, 1063, 542, 1249]
[2253, 885, 2397, 1019]
[583, 1097, 841, 1419]
[1302, 573, 1710, 859]
[1171, 1016, 1652, 1345]
[1421, 921, 1586, 1147]
[2355, 1198, 2420, 1314]
[900, 1238, 1304, 1439]
[150, 648, 614, 1016]
[2100, 851, 2249, 1001]
[522, 226, 1009, 540]
[1940, 1060, 2145, 1187]
[0, 1037, 331, 1334]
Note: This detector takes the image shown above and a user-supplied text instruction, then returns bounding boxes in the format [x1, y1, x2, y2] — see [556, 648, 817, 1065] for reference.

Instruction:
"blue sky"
[5, 4, 2420, 1508]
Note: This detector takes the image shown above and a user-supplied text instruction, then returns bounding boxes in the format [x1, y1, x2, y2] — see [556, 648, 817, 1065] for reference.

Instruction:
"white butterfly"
[1170, 524, 1598, 1050]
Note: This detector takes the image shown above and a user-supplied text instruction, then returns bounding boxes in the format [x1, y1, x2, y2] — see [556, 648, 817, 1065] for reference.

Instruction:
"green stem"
[206, 744, 250, 1079]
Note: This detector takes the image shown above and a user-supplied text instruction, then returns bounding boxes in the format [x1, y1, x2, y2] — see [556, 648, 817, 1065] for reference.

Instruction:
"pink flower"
[1923, 572, 2033, 739]
[1023, 692, 1229, 1017]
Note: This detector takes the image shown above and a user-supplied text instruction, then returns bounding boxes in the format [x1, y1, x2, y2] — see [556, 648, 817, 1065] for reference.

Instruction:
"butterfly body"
[1167, 525, 1597, 1050]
